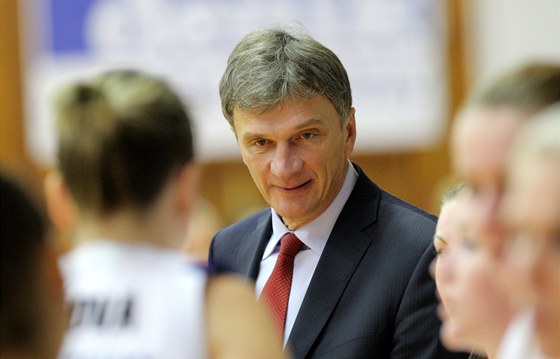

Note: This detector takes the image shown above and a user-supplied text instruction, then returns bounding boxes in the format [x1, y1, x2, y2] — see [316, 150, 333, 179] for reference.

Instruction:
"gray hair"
[219, 26, 352, 127]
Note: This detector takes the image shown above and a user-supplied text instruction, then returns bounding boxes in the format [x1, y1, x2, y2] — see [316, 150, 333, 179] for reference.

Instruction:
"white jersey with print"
[58, 240, 207, 359]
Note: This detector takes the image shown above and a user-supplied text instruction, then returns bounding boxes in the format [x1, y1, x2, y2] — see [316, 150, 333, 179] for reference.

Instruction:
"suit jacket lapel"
[244, 211, 273, 280]
[286, 164, 381, 358]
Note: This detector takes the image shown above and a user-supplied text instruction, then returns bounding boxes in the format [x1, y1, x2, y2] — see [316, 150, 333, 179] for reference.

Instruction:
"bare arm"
[206, 275, 289, 359]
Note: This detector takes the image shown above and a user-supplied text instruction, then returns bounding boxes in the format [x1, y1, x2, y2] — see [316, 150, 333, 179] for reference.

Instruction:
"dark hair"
[219, 26, 352, 126]
[0, 174, 48, 351]
[469, 63, 560, 112]
[54, 69, 195, 215]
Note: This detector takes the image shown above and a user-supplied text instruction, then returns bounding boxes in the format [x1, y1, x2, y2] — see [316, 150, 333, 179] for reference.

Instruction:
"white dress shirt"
[256, 161, 358, 346]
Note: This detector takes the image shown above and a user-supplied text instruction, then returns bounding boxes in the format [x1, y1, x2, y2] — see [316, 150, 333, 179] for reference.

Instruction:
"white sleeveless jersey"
[58, 240, 207, 359]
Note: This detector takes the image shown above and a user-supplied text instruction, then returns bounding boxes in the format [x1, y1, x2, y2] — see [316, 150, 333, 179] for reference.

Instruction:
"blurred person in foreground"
[46, 69, 286, 359]
[450, 63, 560, 356]
[499, 105, 560, 359]
[433, 183, 510, 359]
[209, 25, 468, 359]
[0, 173, 67, 359]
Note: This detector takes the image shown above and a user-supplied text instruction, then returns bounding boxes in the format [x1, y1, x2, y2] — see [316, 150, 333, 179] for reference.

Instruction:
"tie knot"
[279, 233, 303, 257]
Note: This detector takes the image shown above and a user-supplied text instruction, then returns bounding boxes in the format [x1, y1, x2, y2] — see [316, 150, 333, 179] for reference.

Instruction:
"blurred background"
[1, 0, 559, 238]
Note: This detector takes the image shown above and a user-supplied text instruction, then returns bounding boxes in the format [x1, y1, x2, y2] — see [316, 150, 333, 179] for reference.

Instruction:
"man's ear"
[345, 107, 357, 156]
[44, 169, 75, 230]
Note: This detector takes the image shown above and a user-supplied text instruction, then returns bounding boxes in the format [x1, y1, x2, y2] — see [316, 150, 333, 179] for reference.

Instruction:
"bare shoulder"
[206, 274, 288, 359]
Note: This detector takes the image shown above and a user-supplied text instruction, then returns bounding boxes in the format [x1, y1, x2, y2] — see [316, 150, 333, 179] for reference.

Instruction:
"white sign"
[20, 0, 448, 164]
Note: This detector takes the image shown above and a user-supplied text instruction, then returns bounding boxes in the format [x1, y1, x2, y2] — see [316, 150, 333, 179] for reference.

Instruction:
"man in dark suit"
[209, 26, 468, 359]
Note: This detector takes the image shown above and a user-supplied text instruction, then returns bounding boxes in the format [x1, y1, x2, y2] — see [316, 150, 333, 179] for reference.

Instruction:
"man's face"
[231, 95, 356, 230]
[451, 106, 529, 254]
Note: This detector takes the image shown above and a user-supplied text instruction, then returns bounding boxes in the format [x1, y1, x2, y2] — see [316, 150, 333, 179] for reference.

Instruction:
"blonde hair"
[54, 69, 195, 215]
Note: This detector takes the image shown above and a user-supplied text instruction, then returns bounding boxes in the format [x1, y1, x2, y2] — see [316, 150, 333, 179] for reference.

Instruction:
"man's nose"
[270, 142, 303, 178]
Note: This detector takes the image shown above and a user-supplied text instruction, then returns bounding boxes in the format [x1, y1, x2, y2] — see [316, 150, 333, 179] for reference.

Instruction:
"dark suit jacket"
[209, 163, 469, 359]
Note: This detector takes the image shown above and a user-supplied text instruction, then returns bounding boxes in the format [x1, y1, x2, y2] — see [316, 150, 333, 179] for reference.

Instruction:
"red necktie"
[260, 233, 304, 337]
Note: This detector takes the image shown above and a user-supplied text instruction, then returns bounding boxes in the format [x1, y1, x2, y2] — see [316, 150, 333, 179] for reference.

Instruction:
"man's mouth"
[280, 180, 311, 191]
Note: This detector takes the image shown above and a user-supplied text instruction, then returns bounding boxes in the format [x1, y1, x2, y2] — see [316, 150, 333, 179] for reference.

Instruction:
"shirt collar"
[262, 161, 358, 259]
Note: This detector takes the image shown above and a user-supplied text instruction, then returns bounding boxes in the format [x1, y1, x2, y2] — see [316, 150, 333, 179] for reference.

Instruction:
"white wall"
[467, 0, 560, 86]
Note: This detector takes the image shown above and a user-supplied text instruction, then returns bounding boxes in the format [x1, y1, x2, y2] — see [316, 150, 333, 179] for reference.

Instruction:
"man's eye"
[301, 132, 316, 140]
[254, 139, 269, 146]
